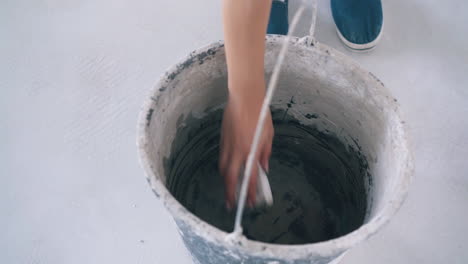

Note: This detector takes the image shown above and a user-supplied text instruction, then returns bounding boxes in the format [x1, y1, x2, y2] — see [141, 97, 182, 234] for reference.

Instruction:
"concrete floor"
[1, 0, 467, 263]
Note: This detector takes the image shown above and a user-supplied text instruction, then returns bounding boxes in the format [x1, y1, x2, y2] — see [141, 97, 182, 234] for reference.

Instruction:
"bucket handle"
[228, 4, 307, 241]
[301, 0, 318, 46]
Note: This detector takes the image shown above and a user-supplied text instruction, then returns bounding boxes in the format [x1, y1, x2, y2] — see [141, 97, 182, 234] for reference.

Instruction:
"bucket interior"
[164, 108, 369, 244]
[144, 41, 405, 245]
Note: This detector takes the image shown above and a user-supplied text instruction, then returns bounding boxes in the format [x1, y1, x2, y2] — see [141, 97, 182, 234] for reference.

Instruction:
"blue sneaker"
[267, 0, 289, 35]
[331, 0, 383, 51]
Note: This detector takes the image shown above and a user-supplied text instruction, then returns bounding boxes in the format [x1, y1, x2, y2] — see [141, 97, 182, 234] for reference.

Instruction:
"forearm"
[223, 0, 272, 101]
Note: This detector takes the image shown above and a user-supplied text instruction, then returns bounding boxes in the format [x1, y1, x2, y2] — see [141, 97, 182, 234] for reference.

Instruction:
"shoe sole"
[335, 22, 384, 52]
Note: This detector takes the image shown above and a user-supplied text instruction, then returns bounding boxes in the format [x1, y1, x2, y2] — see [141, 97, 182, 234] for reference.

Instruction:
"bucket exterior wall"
[137, 36, 413, 264]
[175, 217, 347, 264]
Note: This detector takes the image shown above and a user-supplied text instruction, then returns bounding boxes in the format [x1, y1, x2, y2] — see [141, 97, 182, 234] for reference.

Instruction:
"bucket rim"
[136, 35, 414, 259]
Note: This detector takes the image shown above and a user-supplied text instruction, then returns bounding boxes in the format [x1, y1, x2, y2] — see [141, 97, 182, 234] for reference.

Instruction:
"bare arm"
[220, 0, 274, 209]
[223, 0, 271, 100]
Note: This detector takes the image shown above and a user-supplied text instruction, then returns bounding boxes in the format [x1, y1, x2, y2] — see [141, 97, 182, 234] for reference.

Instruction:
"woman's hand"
[219, 86, 274, 210]
[221, 0, 273, 209]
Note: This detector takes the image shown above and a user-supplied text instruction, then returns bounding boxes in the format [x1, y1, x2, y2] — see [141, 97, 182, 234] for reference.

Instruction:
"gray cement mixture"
[165, 109, 369, 245]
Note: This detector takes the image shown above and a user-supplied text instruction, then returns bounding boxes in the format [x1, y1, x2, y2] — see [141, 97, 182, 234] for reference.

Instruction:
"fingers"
[260, 139, 272, 173]
[247, 159, 258, 208]
[219, 132, 231, 209]
[247, 125, 273, 208]
[223, 155, 242, 210]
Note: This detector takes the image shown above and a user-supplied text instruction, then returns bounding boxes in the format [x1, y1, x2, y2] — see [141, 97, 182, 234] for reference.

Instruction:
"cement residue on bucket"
[165, 108, 370, 245]
[138, 31, 413, 264]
